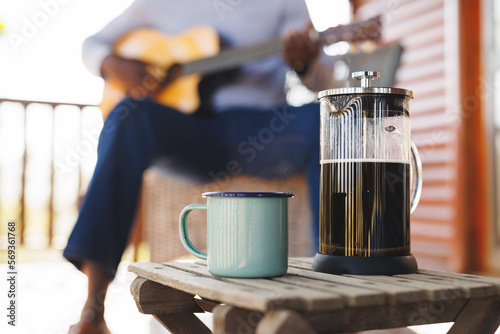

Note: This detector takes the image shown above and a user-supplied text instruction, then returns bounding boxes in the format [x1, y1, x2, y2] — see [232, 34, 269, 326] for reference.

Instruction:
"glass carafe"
[313, 71, 422, 275]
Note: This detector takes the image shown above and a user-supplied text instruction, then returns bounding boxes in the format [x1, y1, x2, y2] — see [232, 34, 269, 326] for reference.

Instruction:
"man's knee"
[101, 98, 149, 134]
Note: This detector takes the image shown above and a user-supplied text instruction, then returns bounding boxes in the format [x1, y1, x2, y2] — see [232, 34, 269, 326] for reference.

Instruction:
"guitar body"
[100, 26, 220, 117]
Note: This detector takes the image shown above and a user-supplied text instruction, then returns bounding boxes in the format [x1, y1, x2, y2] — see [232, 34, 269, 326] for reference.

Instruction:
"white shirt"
[83, 0, 336, 111]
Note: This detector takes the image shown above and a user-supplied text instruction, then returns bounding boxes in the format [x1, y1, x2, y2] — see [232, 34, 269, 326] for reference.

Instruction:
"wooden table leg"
[130, 277, 211, 334]
[255, 310, 317, 334]
[195, 297, 221, 313]
[447, 295, 500, 334]
[153, 313, 212, 334]
[213, 305, 264, 334]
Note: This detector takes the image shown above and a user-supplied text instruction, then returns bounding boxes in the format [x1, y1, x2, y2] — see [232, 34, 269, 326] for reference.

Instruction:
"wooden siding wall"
[352, 0, 465, 271]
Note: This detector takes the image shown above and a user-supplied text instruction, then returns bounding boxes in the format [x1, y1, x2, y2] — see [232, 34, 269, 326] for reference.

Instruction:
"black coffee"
[319, 160, 410, 257]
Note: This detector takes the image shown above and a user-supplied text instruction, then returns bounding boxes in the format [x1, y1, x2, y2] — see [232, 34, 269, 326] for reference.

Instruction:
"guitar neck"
[180, 16, 381, 77]
[182, 37, 283, 76]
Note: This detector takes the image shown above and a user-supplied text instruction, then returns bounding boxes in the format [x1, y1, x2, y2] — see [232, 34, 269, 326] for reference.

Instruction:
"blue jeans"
[63, 98, 320, 278]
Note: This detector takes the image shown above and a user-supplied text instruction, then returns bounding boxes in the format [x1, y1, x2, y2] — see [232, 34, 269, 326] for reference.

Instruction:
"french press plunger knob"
[352, 71, 380, 87]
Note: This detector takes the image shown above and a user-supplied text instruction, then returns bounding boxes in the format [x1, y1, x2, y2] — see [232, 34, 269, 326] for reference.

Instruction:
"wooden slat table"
[128, 258, 500, 334]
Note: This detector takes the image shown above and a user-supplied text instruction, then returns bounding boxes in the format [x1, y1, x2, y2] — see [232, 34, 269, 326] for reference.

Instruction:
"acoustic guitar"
[100, 16, 381, 117]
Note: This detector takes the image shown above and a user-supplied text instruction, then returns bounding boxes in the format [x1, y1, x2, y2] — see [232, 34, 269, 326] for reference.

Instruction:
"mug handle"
[410, 140, 423, 214]
[179, 204, 207, 260]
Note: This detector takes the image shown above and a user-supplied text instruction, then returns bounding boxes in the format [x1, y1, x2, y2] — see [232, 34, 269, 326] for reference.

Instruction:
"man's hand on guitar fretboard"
[282, 23, 320, 76]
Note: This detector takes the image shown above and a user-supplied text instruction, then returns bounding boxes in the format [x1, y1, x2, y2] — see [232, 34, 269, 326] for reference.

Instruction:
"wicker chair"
[135, 162, 313, 263]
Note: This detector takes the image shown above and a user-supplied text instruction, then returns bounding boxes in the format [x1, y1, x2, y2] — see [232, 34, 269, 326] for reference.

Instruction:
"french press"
[313, 71, 422, 275]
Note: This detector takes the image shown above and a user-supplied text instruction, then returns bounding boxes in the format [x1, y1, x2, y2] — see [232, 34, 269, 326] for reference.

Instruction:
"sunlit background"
[0, 0, 138, 250]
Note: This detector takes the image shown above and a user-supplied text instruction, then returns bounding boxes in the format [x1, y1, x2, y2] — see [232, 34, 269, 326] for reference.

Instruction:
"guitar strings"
[183, 38, 283, 76]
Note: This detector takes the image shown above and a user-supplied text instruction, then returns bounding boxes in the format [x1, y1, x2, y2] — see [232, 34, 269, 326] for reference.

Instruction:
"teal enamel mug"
[179, 192, 293, 278]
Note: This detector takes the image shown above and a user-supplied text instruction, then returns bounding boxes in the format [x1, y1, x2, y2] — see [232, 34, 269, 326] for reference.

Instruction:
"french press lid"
[318, 71, 414, 99]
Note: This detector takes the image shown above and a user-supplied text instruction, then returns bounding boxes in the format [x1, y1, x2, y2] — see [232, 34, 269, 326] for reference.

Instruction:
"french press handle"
[410, 140, 422, 214]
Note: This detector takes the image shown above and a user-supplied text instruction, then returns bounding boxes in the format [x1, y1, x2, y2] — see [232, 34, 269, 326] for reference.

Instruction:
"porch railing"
[0, 98, 102, 249]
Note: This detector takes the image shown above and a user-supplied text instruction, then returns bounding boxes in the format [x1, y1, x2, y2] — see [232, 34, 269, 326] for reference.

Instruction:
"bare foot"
[68, 318, 110, 334]
[68, 261, 112, 334]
